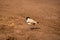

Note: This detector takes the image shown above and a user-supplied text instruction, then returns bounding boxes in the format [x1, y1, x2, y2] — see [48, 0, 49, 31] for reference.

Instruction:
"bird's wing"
[28, 19, 37, 23]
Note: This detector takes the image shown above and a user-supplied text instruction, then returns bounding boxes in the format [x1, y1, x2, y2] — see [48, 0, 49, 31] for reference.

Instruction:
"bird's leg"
[32, 23, 35, 25]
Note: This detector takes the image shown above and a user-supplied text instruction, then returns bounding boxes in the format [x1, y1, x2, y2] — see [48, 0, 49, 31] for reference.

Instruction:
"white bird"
[26, 16, 39, 25]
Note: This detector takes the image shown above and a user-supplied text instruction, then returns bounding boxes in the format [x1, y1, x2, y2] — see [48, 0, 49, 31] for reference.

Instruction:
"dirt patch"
[0, 0, 60, 40]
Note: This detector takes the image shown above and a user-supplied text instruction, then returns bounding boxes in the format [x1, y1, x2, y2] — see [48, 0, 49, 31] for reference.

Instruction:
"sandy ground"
[0, 0, 60, 40]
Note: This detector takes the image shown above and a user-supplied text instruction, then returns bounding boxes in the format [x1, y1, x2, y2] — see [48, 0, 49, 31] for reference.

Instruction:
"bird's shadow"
[30, 27, 40, 30]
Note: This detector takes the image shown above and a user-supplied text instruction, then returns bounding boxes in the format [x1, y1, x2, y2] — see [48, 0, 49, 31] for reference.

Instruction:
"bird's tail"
[37, 22, 39, 24]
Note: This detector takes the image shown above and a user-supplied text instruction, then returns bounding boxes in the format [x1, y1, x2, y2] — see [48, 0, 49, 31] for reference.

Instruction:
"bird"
[26, 16, 39, 25]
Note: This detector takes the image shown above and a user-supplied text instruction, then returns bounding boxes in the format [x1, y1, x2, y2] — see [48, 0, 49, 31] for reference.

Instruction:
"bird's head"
[26, 16, 30, 20]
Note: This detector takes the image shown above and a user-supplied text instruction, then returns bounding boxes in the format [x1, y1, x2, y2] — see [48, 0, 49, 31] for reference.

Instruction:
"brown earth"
[0, 0, 60, 40]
